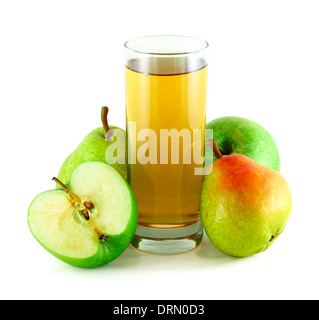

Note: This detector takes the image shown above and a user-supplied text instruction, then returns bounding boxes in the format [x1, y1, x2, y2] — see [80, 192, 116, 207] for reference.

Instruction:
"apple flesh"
[28, 161, 138, 268]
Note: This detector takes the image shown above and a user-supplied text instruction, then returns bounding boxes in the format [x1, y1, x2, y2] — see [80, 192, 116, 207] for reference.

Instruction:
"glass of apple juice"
[125, 35, 209, 255]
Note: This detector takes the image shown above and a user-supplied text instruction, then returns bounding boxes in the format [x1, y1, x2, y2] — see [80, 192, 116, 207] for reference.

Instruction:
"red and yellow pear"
[201, 140, 292, 257]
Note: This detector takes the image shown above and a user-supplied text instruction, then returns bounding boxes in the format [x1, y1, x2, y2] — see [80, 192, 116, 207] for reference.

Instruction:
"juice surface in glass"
[125, 58, 207, 229]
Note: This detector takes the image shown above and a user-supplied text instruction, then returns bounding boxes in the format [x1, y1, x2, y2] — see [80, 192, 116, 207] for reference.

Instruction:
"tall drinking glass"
[125, 36, 209, 255]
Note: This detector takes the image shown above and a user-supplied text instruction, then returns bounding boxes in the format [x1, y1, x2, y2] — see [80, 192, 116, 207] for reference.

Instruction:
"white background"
[0, 0, 318, 300]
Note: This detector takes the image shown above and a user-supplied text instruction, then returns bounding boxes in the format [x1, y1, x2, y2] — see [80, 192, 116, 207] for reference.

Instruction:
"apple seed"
[84, 201, 94, 209]
[82, 209, 90, 221]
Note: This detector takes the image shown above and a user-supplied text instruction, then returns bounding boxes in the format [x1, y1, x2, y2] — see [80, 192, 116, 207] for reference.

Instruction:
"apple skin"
[57, 126, 127, 186]
[206, 116, 280, 171]
[201, 154, 292, 257]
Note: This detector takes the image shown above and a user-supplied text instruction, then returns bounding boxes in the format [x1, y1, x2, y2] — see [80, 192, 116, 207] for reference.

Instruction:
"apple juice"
[125, 57, 207, 228]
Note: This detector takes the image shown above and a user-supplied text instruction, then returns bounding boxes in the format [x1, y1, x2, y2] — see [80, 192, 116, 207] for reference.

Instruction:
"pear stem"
[207, 139, 223, 159]
[101, 106, 113, 140]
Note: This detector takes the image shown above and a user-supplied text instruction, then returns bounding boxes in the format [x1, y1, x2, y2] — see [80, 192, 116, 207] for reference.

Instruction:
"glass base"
[131, 220, 203, 255]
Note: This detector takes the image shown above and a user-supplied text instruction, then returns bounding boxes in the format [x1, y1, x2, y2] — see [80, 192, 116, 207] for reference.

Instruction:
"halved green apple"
[28, 161, 138, 268]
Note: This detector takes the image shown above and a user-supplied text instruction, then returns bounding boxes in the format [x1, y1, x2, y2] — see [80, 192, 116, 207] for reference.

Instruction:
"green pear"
[206, 116, 280, 171]
[28, 161, 138, 268]
[201, 141, 292, 257]
[57, 107, 126, 187]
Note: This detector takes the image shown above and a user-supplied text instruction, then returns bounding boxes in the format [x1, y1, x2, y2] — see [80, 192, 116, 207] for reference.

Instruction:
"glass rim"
[124, 35, 209, 56]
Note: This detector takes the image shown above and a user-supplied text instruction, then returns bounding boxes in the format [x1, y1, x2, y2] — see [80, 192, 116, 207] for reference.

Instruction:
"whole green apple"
[201, 145, 292, 257]
[28, 161, 138, 268]
[57, 107, 126, 187]
[206, 116, 280, 171]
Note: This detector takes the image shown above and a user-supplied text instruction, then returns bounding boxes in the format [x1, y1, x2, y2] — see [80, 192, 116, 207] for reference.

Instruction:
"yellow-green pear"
[57, 107, 126, 187]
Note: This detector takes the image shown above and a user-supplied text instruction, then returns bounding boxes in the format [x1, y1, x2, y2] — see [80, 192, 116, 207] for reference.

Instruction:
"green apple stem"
[52, 177, 82, 207]
[52, 177, 68, 192]
[207, 139, 223, 159]
[101, 106, 113, 140]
